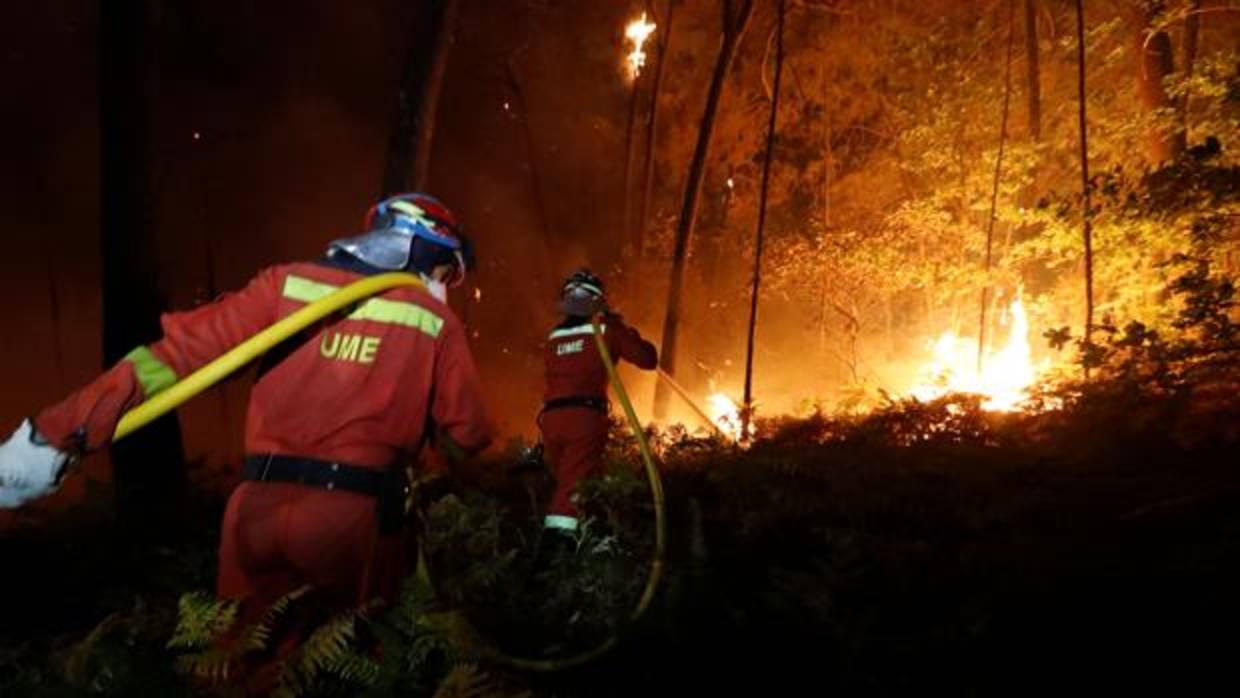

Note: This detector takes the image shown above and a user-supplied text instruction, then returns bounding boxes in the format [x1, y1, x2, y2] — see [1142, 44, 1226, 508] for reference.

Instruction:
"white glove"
[0, 419, 73, 508]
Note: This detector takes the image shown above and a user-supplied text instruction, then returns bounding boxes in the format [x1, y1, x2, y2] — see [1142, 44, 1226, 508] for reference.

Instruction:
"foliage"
[626, 0, 1239, 406]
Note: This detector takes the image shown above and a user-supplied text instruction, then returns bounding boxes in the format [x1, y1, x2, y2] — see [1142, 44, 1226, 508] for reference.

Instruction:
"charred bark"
[506, 51, 559, 271]
[741, 0, 786, 440]
[1180, 0, 1200, 126]
[1133, 1, 1185, 164]
[637, 0, 678, 256]
[1074, 0, 1096, 373]
[100, 0, 186, 532]
[382, 0, 460, 195]
[622, 71, 642, 255]
[1024, 0, 1042, 141]
[978, 0, 1016, 374]
[653, 0, 755, 419]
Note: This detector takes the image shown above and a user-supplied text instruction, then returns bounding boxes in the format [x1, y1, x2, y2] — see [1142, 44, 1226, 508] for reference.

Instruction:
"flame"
[908, 295, 1044, 411]
[624, 13, 657, 79]
[707, 392, 754, 441]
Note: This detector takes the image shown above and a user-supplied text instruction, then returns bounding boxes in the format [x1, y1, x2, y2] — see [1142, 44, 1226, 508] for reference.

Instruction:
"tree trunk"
[100, 0, 186, 532]
[978, 0, 1016, 374]
[381, 0, 460, 195]
[637, 0, 678, 256]
[741, 0, 785, 441]
[506, 51, 559, 271]
[622, 75, 642, 254]
[1179, 0, 1200, 127]
[1133, 0, 1185, 164]
[1024, 0, 1042, 141]
[653, 0, 755, 419]
[699, 174, 732, 291]
[1074, 0, 1095, 373]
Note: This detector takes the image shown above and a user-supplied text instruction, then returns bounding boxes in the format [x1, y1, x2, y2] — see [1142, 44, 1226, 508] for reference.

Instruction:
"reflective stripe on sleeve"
[124, 346, 178, 397]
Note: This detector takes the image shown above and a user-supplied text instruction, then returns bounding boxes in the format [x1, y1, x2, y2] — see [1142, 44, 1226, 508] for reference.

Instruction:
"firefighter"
[535, 269, 657, 568]
[0, 192, 493, 611]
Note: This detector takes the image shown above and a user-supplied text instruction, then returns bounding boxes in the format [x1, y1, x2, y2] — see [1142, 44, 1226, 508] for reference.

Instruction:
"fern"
[432, 663, 532, 698]
[167, 591, 238, 650]
[325, 648, 382, 686]
[274, 604, 372, 698]
[240, 585, 312, 653]
[62, 611, 123, 688]
[169, 585, 311, 686]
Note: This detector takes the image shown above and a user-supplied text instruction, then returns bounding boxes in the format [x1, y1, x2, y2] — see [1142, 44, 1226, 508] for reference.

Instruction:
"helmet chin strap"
[420, 274, 449, 302]
[450, 250, 467, 288]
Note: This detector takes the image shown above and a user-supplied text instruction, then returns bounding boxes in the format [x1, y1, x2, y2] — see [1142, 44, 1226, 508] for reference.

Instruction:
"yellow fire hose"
[110, 273, 667, 673]
[113, 272, 427, 441]
[480, 313, 665, 672]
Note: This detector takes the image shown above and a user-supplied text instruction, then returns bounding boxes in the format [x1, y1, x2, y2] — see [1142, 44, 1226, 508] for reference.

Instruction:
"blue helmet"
[329, 193, 474, 285]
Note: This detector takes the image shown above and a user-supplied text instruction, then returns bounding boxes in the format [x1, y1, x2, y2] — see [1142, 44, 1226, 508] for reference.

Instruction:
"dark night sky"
[0, 1, 659, 492]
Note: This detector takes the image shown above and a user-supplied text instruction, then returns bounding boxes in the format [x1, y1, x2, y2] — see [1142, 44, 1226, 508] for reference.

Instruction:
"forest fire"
[908, 295, 1045, 411]
[707, 392, 751, 441]
[624, 13, 656, 79]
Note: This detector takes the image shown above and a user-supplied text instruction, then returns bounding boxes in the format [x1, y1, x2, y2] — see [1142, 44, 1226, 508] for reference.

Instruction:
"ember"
[624, 13, 656, 80]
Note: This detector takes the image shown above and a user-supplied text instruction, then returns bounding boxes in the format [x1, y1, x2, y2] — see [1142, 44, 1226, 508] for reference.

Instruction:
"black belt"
[542, 395, 609, 414]
[242, 454, 387, 497]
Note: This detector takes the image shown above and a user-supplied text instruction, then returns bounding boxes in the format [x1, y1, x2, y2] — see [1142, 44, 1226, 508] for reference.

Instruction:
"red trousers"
[216, 482, 407, 609]
[540, 408, 609, 519]
[213, 482, 407, 695]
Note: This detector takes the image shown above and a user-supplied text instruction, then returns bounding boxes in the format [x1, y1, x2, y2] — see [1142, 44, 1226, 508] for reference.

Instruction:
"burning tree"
[635, 0, 1237, 421]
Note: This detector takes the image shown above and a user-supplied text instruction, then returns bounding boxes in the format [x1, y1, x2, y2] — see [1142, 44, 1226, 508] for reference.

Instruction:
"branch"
[1141, 5, 1240, 54]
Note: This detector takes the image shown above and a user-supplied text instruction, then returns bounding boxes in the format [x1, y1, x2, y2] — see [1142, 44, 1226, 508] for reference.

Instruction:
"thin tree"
[1133, 0, 1185, 164]
[1024, 0, 1042, 141]
[653, 0, 755, 419]
[100, 0, 186, 531]
[977, 0, 1016, 374]
[740, 0, 786, 441]
[1179, 0, 1201, 132]
[381, 0, 461, 195]
[1074, 0, 1095, 374]
[622, 16, 647, 255]
[637, 0, 678, 255]
[506, 46, 560, 271]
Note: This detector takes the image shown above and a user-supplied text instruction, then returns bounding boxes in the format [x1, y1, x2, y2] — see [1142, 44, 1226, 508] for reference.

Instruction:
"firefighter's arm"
[33, 266, 283, 453]
[606, 313, 658, 370]
[430, 320, 494, 458]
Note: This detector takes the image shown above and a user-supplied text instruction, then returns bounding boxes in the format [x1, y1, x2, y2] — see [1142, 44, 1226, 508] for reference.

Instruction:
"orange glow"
[907, 295, 1046, 411]
[707, 392, 752, 441]
[624, 13, 657, 80]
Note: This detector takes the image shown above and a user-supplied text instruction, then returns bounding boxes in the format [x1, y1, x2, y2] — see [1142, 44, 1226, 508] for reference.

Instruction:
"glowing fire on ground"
[624, 13, 657, 79]
[707, 392, 753, 442]
[908, 295, 1046, 411]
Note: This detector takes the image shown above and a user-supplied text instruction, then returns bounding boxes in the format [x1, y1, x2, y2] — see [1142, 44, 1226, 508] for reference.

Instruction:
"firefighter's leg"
[281, 487, 405, 607]
[216, 483, 302, 606]
[543, 409, 609, 532]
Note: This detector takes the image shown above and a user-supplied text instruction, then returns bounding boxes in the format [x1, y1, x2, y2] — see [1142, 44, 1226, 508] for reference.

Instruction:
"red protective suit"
[35, 260, 492, 607]
[540, 314, 656, 528]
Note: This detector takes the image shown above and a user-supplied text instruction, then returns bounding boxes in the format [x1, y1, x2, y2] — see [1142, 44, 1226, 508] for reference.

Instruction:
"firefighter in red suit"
[535, 270, 657, 566]
[0, 193, 493, 612]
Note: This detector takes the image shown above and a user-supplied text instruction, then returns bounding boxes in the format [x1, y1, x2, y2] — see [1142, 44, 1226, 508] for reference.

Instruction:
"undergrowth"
[0, 254, 1237, 697]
